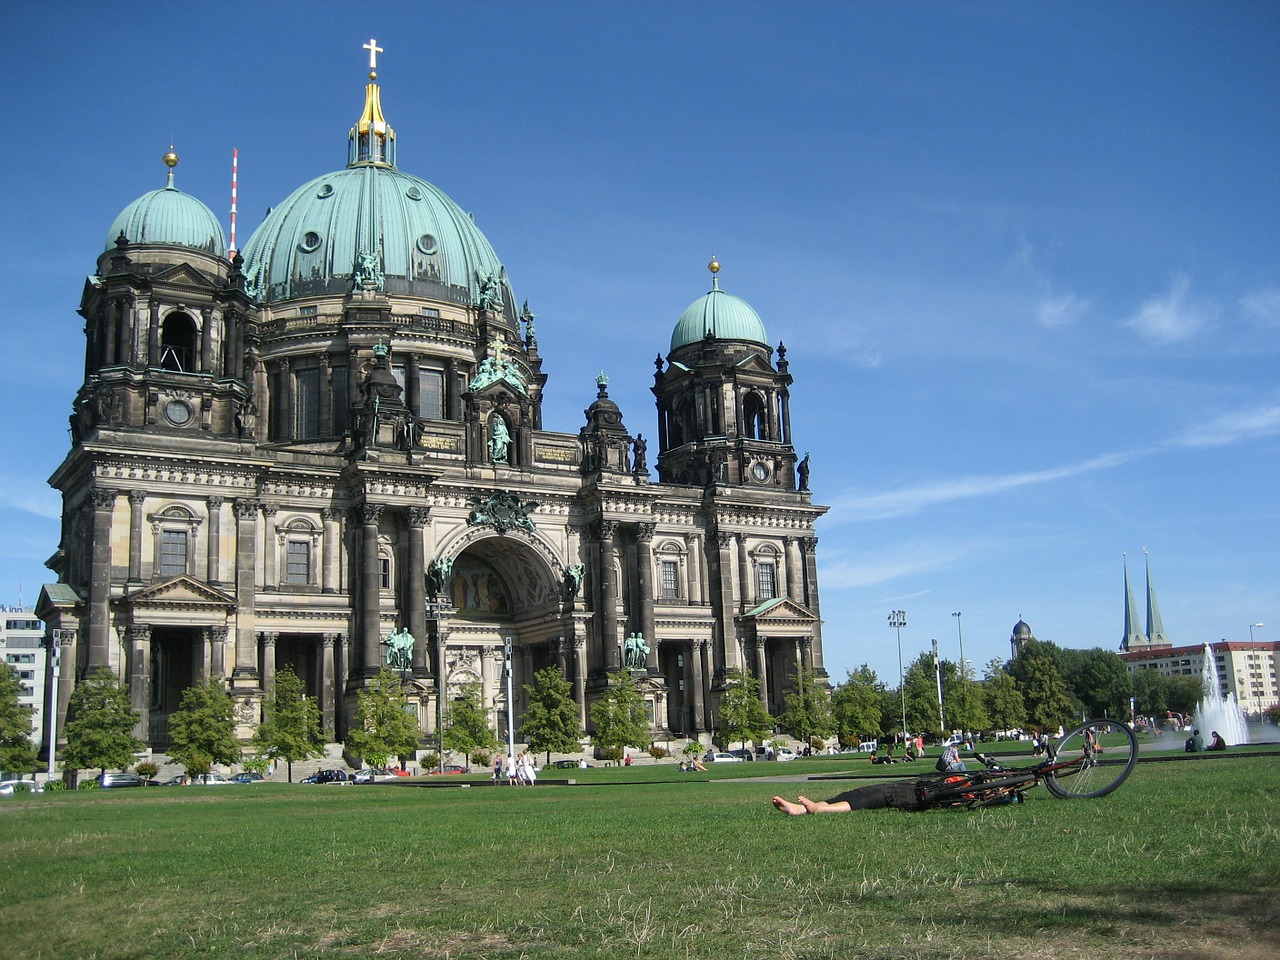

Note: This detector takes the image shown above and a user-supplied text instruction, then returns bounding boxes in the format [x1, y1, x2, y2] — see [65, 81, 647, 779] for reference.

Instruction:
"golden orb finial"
[163, 147, 179, 168]
[708, 256, 720, 275]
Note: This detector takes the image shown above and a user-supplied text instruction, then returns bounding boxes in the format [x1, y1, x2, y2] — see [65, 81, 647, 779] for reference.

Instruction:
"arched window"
[742, 391, 767, 440]
[159, 312, 197, 372]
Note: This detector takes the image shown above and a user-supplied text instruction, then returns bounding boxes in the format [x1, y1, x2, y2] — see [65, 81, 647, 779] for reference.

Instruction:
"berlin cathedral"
[37, 43, 827, 756]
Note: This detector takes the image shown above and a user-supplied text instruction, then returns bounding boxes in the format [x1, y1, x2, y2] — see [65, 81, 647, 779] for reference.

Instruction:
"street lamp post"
[952, 611, 966, 679]
[889, 610, 907, 738]
[932, 638, 945, 734]
[1249, 623, 1263, 643]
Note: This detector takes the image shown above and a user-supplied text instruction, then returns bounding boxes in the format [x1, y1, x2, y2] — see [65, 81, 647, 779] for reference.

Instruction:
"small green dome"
[106, 184, 227, 256]
[240, 164, 514, 315]
[670, 287, 768, 352]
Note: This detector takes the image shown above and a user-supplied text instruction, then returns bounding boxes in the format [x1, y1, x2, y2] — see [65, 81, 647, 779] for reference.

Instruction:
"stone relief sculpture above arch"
[433, 524, 564, 609]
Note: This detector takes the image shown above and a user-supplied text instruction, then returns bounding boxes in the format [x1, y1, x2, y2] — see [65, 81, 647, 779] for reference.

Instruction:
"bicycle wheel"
[1045, 719, 1138, 799]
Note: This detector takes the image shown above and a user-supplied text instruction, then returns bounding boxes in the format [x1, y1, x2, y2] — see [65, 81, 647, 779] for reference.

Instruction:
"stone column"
[200, 307, 215, 374]
[359, 503, 385, 677]
[120, 296, 136, 367]
[736, 534, 751, 608]
[802, 536, 825, 673]
[280, 358, 294, 442]
[752, 637, 768, 708]
[262, 504, 279, 590]
[321, 633, 337, 737]
[207, 496, 224, 586]
[596, 520, 621, 671]
[713, 532, 738, 671]
[684, 533, 702, 604]
[635, 524, 657, 669]
[210, 625, 228, 678]
[406, 507, 429, 675]
[104, 298, 120, 366]
[690, 639, 706, 733]
[55, 629, 76, 745]
[319, 353, 333, 436]
[445, 358, 460, 420]
[573, 636, 588, 729]
[261, 632, 278, 699]
[779, 389, 792, 446]
[785, 536, 803, 603]
[232, 498, 260, 682]
[147, 299, 161, 367]
[88, 488, 117, 668]
[127, 490, 146, 583]
[321, 508, 340, 593]
[406, 353, 421, 417]
[127, 624, 152, 741]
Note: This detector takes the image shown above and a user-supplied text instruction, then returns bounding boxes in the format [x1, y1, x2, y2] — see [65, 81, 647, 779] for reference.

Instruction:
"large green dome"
[240, 164, 514, 313]
[670, 286, 768, 353]
[106, 183, 227, 256]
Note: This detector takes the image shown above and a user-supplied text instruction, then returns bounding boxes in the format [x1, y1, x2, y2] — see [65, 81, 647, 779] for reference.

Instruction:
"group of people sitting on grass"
[1184, 729, 1228, 752]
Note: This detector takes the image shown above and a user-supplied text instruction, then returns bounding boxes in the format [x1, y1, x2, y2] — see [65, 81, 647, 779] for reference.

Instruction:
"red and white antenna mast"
[229, 148, 239, 257]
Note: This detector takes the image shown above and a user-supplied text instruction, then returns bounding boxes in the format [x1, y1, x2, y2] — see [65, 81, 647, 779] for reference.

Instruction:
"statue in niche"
[797, 452, 810, 491]
[624, 633, 651, 670]
[427, 556, 454, 598]
[563, 563, 585, 599]
[489, 416, 511, 464]
[353, 249, 385, 292]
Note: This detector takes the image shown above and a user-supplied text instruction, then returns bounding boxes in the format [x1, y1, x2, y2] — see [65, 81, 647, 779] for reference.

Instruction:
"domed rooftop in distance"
[240, 56, 515, 319]
[105, 150, 227, 256]
[669, 259, 768, 352]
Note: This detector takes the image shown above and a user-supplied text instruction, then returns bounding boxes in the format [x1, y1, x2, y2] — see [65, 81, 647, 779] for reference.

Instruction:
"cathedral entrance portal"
[148, 627, 200, 747]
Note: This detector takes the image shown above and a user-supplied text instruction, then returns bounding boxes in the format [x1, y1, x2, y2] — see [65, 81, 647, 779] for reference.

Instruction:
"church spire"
[1121, 553, 1147, 651]
[1144, 549, 1171, 646]
[348, 38, 396, 168]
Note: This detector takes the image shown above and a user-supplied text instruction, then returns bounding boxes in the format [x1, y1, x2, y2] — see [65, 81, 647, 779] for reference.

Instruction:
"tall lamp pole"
[889, 610, 907, 738]
[952, 611, 965, 679]
[1249, 623, 1263, 643]
[932, 638, 945, 734]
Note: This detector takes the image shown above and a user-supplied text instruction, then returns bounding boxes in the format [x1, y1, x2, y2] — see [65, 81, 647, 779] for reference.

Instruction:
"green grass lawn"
[1, 754, 1276, 959]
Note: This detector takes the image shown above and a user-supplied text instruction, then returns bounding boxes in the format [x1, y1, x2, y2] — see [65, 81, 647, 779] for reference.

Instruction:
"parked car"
[231, 772, 266, 784]
[0, 778, 43, 796]
[705, 752, 743, 763]
[302, 769, 349, 784]
[774, 747, 797, 762]
[428, 765, 466, 776]
[98, 772, 148, 788]
[158, 774, 191, 786]
[551, 759, 590, 769]
[353, 768, 396, 783]
[192, 772, 232, 786]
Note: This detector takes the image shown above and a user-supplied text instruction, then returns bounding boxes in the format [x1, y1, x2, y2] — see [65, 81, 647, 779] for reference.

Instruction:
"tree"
[900, 653, 943, 736]
[255, 665, 324, 782]
[344, 668, 422, 769]
[1061, 647, 1133, 720]
[520, 666, 581, 764]
[1019, 656, 1077, 732]
[0, 663, 38, 774]
[588, 671, 649, 759]
[940, 659, 989, 733]
[983, 665, 1027, 733]
[167, 678, 240, 775]
[717, 668, 773, 751]
[778, 665, 833, 746]
[829, 665, 884, 746]
[442, 681, 499, 767]
[62, 667, 141, 776]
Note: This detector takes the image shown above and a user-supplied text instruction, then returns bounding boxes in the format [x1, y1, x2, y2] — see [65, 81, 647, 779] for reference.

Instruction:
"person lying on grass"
[772, 781, 925, 814]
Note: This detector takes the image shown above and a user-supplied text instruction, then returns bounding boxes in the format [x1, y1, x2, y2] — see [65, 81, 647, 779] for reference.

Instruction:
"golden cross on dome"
[363, 38, 384, 76]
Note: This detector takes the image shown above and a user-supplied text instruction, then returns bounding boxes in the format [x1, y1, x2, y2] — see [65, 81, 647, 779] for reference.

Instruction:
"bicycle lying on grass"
[918, 719, 1138, 809]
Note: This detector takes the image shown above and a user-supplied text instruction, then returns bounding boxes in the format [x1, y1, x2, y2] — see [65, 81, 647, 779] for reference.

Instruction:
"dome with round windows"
[240, 165, 512, 315]
[670, 282, 768, 353]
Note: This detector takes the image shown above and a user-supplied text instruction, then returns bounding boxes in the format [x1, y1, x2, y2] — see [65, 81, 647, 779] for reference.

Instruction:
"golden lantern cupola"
[348, 38, 396, 168]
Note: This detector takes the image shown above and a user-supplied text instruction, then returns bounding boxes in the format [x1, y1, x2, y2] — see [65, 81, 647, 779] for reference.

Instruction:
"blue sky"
[0, 3, 1276, 686]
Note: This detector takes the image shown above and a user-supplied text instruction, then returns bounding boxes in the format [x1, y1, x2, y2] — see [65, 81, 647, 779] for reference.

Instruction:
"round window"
[299, 231, 322, 253]
[316, 183, 334, 198]
[751, 462, 770, 482]
[406, 186, 423, 201]
[165, 400, 192, 426]
[416, 234, 438, 255]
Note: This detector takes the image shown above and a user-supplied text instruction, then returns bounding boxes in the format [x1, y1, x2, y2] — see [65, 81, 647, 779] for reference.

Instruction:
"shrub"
[78, 778, 100, 790]
[648, 746, 669, 759]
[135, 761, 159, 780]
[419, 751, 439, 770]
[44, 780, 67, 791]
[473, 750, 491, 768]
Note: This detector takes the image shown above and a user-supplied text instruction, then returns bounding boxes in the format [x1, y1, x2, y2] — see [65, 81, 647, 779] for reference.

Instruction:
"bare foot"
[772, 796, 807, 815]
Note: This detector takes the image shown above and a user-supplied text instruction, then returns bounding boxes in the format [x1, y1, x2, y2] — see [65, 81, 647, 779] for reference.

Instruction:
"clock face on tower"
[751, 461, 770, 482]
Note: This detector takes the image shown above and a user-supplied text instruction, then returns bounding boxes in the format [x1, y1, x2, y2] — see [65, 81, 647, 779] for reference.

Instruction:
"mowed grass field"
[0, 755, 1276, 959]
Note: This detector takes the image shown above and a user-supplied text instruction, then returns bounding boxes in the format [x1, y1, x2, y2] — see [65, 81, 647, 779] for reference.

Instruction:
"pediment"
[733, 354, 777, 375]
[123, 576, 236, 608]
[150, 262, 219, 291]
[740, 596, 817, 624]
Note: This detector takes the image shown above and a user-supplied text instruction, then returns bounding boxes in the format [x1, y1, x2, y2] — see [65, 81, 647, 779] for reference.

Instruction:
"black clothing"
[826, 781, 926, 811]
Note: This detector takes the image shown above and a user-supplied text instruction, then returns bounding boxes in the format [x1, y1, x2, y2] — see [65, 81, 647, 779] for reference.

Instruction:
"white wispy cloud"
[1172, 399, 1280, 449]
[818, 543, 963, 590]
[1239, 286, 1280, 327]
[1124, 273, 1216, 344]
[1036, 292, 1089, 328]
[827, 398, 1280, 524]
